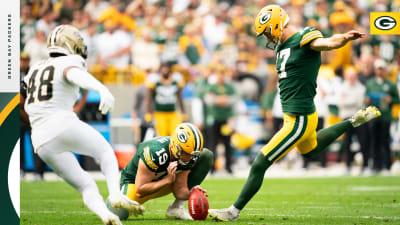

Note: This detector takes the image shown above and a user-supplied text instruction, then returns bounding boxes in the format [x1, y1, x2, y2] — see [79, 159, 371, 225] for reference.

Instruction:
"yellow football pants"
[154, 111, 182, 136]
[261, 111, 319, 162]
[121, 183, 172, 204]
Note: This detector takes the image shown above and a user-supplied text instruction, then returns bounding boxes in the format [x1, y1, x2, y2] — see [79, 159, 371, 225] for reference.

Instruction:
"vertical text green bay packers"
[208, 4, 382, 222]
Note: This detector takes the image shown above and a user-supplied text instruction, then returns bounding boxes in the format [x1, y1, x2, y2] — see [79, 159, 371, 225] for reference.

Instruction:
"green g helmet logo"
[177, 131, 187, 143]
[259, 12, 271, 25]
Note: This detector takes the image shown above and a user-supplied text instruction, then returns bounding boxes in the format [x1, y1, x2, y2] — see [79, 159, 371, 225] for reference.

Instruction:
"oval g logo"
[259, 12, 271, 25]
[374, 16, 396, 30]
[177, 131, 187, 143]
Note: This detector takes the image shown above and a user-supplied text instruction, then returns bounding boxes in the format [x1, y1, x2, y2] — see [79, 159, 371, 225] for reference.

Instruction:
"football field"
[21, 176, 400, 225]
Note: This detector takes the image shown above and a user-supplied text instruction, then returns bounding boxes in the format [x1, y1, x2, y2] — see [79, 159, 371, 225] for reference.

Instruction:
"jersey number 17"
[277, 48, 290, 79]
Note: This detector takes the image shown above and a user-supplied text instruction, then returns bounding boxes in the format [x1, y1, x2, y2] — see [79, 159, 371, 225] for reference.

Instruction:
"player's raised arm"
[310, 30, 366, 51]
[63, 66, 115, 115]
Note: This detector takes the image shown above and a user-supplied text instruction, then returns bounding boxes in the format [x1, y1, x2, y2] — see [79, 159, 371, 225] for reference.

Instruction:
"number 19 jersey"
[275, 27, 323, 115]
[120, 136, 191, 185]
[23, 55, 87, 150]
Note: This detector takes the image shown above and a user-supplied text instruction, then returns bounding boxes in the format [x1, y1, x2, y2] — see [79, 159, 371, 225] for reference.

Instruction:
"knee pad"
[200, 148, 214, 168]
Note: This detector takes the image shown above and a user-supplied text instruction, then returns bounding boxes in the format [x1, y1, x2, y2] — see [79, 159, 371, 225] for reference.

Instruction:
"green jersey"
[365, 78, 399, 121]
[146, 73, 184, 112]
[120, 136, 191, 185]
[275, 27, 323, 115]
[207, 83, 236, 122]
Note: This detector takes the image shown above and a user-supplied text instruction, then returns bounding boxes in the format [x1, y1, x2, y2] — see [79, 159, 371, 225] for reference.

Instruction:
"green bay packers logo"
[177, 131, 187, 143]
[259, 12, 271, 25]
[375, 16, 396, 30]
[370, 12, 400, 35]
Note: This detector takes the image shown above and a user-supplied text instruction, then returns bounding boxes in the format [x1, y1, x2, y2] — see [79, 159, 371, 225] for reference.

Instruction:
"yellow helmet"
[47, 25, 88, 59]
[170, 123, 204, 168]
[254, 5, 290, 50]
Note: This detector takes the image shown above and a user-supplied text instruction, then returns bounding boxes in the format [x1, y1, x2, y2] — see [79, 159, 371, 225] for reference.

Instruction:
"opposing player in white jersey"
[20, 25, 144, 225]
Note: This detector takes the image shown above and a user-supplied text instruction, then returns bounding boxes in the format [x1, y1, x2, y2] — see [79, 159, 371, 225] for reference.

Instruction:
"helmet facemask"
[172, 142, 200, 169]
[263, 21, 282, 50]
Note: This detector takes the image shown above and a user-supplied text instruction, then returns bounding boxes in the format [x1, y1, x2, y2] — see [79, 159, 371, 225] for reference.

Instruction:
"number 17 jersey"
[275, 27, 323, 115]
[23, 55, 87, 150]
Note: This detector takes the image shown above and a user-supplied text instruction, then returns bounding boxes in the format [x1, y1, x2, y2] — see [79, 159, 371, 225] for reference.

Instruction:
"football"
[188, 188, 209, 220]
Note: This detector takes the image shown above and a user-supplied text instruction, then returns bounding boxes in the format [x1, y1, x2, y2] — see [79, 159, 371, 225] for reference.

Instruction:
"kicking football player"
[107, 122, 213, 220]
[20, 25, 143, 225]
[208, 5, 381, 221]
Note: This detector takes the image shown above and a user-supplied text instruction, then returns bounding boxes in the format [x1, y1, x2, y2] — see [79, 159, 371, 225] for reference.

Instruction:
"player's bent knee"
[200, 148, 214, 168]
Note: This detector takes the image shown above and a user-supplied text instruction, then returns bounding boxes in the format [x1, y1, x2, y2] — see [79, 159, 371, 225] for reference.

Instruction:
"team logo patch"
[370, 12, 400, 35]
[259, 12, 271, 25]
[177, 131, 187, 143]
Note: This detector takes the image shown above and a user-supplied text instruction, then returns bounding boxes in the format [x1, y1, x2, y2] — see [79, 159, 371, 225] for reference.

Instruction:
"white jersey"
[23, 55, 87, 150]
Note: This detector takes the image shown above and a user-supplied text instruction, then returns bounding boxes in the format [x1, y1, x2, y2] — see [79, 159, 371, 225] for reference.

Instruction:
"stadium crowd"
[21, 0, 400, 177]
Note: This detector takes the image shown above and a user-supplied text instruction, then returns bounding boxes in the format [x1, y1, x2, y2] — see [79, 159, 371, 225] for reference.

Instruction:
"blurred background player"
[20, 25, 142, 225]
[204, 65, 237, 174]
[366, 59, 400, 175]
[336, 67, 370, 175]
[209, 5, 381, 221]
[108, 123, 213, 220]
[145, 62, 187, 136]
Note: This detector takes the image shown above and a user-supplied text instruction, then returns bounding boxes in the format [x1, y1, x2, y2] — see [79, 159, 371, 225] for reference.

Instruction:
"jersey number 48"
[27, 66, 55, 104]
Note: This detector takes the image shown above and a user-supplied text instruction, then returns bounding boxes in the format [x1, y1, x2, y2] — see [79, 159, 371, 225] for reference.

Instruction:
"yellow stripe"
[300, 31, 323, 47]
[0, 93, 19, 127]
[261, 113, 297, 156]
[143, 147, 158, 170]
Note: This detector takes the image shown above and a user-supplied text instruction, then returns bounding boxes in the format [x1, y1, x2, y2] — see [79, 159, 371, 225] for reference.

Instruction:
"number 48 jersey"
[23, 55, 87, 150]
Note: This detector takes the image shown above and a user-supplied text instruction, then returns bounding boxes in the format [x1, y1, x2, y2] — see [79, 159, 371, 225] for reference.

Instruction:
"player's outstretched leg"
[209, 153, 272, 221]
[166, 148, 214, 220]
[38, 147, 122, 225]
[303, 106, 381, 158]
[71, 121, 146, 216]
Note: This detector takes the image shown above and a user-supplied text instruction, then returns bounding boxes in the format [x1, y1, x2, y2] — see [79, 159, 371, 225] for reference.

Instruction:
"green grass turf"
[21, 176, 400, 225]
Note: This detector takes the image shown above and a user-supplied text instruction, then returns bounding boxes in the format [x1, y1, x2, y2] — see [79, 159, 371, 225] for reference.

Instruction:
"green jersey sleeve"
[138, 137, 171, 172]
[299, 27, 323, 48]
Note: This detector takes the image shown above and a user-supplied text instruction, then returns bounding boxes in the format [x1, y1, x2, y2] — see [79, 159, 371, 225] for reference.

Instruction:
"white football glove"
[99, 89, 115, 115]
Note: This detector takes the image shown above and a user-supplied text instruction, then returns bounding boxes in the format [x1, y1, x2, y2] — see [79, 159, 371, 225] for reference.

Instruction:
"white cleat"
[107, 194, 145, 216]
[166, 205, 193, 220]
[102, 212, 123, 225]
[350, 106, 381, 127]
[208, 208, 239, 222]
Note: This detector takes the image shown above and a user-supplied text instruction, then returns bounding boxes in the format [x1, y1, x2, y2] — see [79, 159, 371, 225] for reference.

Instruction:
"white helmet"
[47, 25, 87, 59]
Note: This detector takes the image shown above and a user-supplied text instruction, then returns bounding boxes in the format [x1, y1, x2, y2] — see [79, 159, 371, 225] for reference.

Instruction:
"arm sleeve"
[65, 67, 107, 93]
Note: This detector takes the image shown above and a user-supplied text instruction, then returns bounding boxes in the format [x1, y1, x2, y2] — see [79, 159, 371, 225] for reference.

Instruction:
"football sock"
[303, 120, 352, 158]
[82, 186, 111, 220]
[187, 148, 214, 189]
[171, 199, 186, 208]
[233, 153, 272, 210]
[98, 150, 121, 196]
